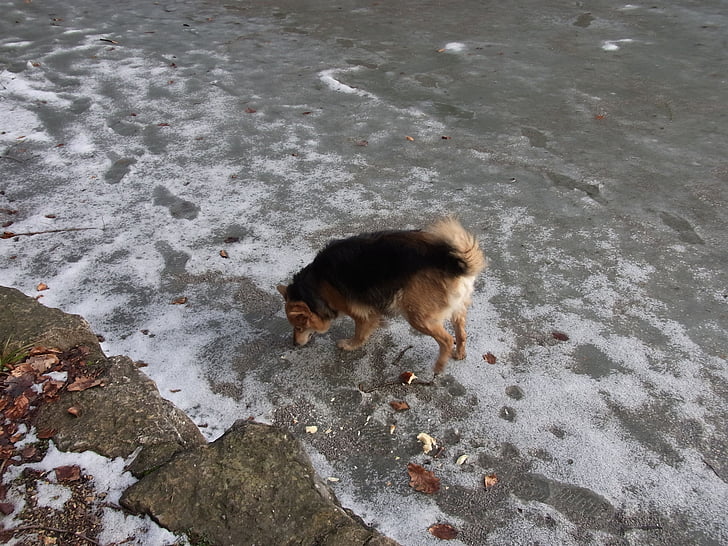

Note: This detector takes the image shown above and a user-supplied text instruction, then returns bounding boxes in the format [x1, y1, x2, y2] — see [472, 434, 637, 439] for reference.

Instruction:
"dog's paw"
[452, 347, 466, 360]
[337, 338, 361, 351]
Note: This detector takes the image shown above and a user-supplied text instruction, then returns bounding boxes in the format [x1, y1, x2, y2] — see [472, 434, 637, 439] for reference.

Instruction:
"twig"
[358, 346, 435, 393]
[1, 227, 101, 239]
[8, 524, 100, 545]
[391, 345, 414, 367]
[0, 155, 25, 163]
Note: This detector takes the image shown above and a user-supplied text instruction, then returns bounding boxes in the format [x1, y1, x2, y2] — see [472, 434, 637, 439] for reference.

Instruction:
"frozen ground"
[1, 0, 727, 544]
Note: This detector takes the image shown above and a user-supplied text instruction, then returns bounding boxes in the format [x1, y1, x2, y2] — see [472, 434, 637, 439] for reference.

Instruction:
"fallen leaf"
[441, 135, 452, 140]
[483, 352, 497, 364]
[27, 353, 59, 373]
[405, 135, 415, 141]
[36, 282, 49, 291]
[67, 406, 81, 417]
[428, 523, 459, 540]
[399, 371, 417, 385]
[36, 428, 57, 439]
[1, 231, 16, 239]
[4, 394, 30, 420]
[223, 237, 239, 244]
[171, 296, 188, 305]
[66, 376, 103, 392]
[389, 400, 410, 411]
[417, 432, 437, 454]
[407, 463, 440, 494]
[157, 122, 170, 127]
[0, 503, 14, 516]
[552, 331, 569, 341]
[55, 465, 81, 482]
[354, 140, 368, 146]
[219, 250, 229, 258]
[245, 107, 257, 113]
[484, 473, 499, 488]
[305, 425, 318, 434]
[456, 454, 469, 465]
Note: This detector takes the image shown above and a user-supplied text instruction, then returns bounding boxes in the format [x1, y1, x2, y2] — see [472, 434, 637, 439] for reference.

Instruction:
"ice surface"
[1, 0, 727, 544]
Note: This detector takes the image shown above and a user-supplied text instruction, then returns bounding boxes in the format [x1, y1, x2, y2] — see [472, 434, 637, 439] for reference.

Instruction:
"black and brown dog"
[277, 218, 486, 374]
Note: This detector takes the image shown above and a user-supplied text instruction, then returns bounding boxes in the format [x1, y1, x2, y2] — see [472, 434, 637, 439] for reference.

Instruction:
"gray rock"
[121, 420, 397, 546]
[34, 355, 207, 474]
[0, 286, 104, 361]
[1, 286, 398, 545]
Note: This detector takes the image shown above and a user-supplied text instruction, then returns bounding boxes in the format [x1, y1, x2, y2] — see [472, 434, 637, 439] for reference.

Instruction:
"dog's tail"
[427, 217, 486, 277]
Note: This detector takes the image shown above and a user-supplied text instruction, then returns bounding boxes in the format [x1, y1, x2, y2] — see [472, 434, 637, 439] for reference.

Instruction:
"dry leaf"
[305, 425, 318, 434]
[171, 296, 188, 305]
[456, 454, 469, 465]
[27, 353, 59, 373]
[245, 107, 257, 113]
[389, 400, 410, 411]
[417, 432, 437, 454]
[67, 406, 81, 417]
[219, 250, 229, 258]
[407, 463, 440, 494]
[428, 523, 459, 540]
[483, 352, 497, 364]
[399, 371, 417, 385]
[36, 428, 57, 439]
[36, 282, 49, 291]
[405, 135, 415, 141]
[67, 376, 103, 392]
[484, 473, 499, 488]
[4, 394, 30, 420]
[55, 465, 81, 482]
[552, 331, 569, 341]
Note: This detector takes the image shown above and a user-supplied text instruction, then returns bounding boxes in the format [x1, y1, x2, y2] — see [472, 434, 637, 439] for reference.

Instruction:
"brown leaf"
[219, 250, 229, 258]
[36, 427, 57, 439]
[223, 237, 239, 244]
[428, 523, 459, 540]
[67, 406, 82, 417]
[1, 231, 16, 239]
[171, 296, 188, 305]
[245, 107, 257, 113]
[483, 352, 497, 364]
[66, 376, 103, 392]
[55, 465, 81, 482]
[405, 135, 415, 141]
[399, 371, 417, 385]
[389, 400, 410, 411]
[407, 463, 440, 494]
[484, 473, 499, 488]
[27, 353, 60, 373]
[0, 503, 14, 516]
[36, 282, 49, 291]
[4, 394, 30, 420]
[552, 331, 569, 341]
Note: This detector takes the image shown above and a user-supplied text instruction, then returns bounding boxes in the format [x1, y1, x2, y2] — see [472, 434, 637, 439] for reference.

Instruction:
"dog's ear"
[287, 302, 312, 328]
[276, 284, 288, 300]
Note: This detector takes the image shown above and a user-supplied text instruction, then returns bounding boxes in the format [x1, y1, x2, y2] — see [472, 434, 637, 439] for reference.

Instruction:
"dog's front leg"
[337, 314, 380, 351]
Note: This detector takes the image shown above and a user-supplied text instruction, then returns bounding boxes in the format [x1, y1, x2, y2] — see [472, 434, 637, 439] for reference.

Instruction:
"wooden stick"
[1, 227, 100, 239]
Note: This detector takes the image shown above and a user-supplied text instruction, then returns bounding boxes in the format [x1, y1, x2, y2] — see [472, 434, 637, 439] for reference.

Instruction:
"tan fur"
[278, 218, 486, 374]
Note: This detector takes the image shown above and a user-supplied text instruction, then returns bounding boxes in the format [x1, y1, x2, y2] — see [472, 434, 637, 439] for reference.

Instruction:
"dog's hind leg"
[408, 317, 455, 375]
[452, 309, 467, 361]
[337, 314, 380, 351]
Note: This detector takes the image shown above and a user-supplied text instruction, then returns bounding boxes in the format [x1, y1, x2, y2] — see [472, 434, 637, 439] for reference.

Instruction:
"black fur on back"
[289, 230, 467, 316]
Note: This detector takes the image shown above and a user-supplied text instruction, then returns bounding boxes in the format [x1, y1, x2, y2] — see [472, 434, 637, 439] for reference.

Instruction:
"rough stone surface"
[1, 286, 397, 544]
[121, 420, 397, 546]
[0, 286, 104, 361]
[34, 354, 207, 474]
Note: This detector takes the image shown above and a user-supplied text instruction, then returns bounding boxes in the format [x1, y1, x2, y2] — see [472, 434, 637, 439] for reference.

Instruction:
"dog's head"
[277, 284, 332, 346]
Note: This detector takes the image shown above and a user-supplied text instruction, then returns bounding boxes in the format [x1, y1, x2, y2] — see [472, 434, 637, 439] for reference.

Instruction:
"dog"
[277, 217, 486, 374]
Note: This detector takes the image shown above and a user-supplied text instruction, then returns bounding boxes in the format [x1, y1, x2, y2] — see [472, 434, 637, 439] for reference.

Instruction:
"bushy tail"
[426, 217, 486, 276]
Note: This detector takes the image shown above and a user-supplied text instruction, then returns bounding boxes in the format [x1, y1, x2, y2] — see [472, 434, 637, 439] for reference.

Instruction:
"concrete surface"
[1, 1, 726, 544]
